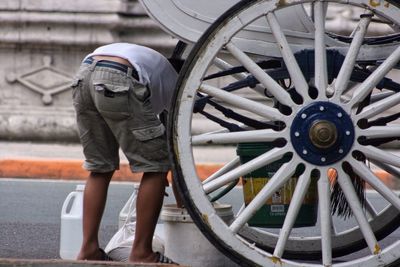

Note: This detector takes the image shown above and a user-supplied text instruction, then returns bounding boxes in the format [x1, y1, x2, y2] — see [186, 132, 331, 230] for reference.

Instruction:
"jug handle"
[61, 191, 78, 215]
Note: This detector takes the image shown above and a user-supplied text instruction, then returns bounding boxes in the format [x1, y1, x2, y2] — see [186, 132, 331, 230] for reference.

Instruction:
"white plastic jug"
[59, 184, 85, 260]
[118, 183, 139, 229]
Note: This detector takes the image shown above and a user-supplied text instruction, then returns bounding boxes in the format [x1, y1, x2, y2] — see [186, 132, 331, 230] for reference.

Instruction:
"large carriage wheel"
[169, 0, 400, 266]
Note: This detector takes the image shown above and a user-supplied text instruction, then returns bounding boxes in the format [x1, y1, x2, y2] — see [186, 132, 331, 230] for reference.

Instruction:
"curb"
[0, 158, 395, 188]
[0, 158, 222, 182]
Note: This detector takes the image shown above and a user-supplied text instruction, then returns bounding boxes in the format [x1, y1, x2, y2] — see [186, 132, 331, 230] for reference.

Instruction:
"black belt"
[83, 57, 139, 80]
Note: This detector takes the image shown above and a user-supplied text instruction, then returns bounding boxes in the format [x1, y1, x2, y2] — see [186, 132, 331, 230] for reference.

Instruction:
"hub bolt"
[309, 120, 338, 149]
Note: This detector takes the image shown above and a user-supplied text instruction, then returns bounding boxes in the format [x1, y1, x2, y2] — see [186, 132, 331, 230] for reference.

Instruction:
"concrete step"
[0, 258, 180, 267]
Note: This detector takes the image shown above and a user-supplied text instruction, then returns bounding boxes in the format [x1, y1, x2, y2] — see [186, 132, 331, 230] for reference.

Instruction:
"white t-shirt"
[86, 43, 178, 114]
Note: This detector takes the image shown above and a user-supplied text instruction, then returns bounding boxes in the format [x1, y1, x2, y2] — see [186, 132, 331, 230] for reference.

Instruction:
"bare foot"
[77, 248, 103, 261]
[129, 251, 158, 263]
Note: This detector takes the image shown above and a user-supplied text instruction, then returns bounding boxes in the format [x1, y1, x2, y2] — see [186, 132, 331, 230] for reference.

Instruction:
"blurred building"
[0, 0, 176, 141]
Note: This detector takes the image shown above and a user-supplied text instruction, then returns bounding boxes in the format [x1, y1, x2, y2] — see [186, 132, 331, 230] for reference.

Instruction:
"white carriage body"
[139, 0, 397, 60]
[139, 0, 318, 46]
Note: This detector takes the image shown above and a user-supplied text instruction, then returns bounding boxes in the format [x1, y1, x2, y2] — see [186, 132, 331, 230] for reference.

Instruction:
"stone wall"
[0, 0, 176, 142]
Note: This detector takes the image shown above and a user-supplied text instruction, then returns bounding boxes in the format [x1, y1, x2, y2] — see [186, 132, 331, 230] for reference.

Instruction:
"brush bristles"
[330, 168, 366, 219]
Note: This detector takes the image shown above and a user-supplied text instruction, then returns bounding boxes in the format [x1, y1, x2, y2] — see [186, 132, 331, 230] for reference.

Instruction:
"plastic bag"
[105, 188, 164, 262]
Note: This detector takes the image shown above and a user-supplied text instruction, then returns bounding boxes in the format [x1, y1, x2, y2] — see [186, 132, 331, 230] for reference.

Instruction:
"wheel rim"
[170, 0, 400, 266]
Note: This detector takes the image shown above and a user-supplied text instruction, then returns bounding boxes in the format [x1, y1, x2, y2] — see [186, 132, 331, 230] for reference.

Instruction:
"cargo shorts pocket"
[71, 77, 81, 98]
[131, 84, 159, 123]
[71, 66, 89, 90]
[131, 124, 168, 160]
[93, 82, 131, 119]
[71, 66, 85, 85]
[71, 77, 85, 110]
[72, 66, 92, 110]
[132, 83, 150, 102]
[71, 78, 81, 89]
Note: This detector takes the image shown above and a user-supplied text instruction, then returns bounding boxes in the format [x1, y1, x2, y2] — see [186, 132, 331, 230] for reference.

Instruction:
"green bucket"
[237, 143, 318, 228]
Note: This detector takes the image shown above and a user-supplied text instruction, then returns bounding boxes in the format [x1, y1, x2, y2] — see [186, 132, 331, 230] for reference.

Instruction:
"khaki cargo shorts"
[71, 60, 170, 173]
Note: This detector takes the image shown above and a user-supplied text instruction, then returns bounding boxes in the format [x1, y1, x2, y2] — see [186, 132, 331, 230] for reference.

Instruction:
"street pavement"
[1, 177, 400, 264]
[0, 179, 132, 259]
[0, 178, 180, 261]
[1, 141, 400, 265]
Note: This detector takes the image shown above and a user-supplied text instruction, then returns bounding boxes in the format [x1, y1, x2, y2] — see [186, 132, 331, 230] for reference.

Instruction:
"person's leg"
[73, 60, 120, 261]
[77, 171, 114, 260]
[129, 172, 167, 262]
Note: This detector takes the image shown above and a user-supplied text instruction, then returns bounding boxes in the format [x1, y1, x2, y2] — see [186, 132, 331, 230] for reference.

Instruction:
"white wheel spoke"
[318, 169, 332, 266]
[333, 13, 372, 100]
[199, 84, 286, 122]
[192, 129, 287, 145]
[229, 159, 298, 233]
[336, 168, 380, 254]
[371, 159, 400, 180]
[359, 145, 400, 169]
[273, 167, 312, 258]
[370, 91, 395, 103]
[213, 57, 266, 96]
[203, 146, 290, 194]
[330, 215, 338, 236]
[359, 126, 400, 139]
[226, 42, 296, 108]
[213, 57, 247, 80]
[348, 45, 400, 108]
[314, 2, 328, 100]
[349, 158, 400, 211]
[202, 157, 241, 185]
[266, 12, 310, 102]
[356, 92, 400, 120]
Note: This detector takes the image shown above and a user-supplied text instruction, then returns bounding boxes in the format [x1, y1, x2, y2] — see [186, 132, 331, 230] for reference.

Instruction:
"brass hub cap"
[309, 120, 338, 149]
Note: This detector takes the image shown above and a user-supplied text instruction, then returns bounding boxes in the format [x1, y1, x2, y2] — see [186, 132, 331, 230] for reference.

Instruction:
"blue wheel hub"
[290, 101, 354, 166]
